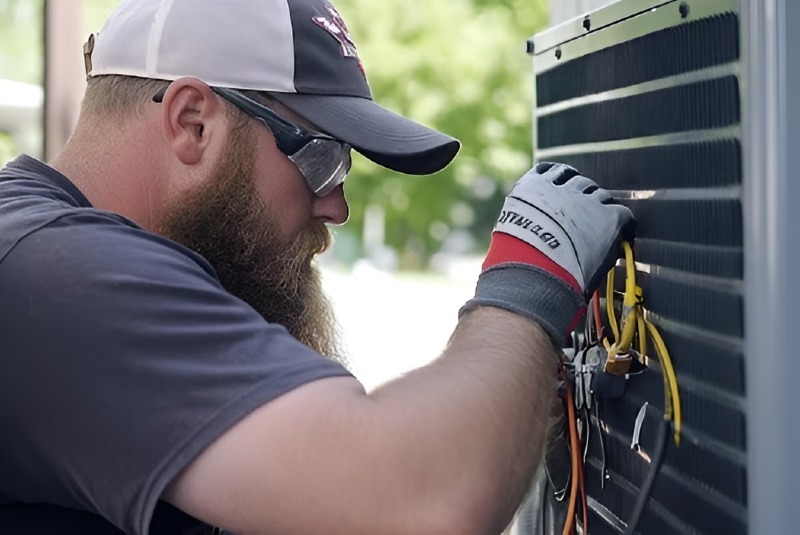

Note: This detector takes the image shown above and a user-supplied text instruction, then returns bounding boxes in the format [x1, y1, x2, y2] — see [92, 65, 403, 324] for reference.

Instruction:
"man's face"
[158, 123, 346, 366]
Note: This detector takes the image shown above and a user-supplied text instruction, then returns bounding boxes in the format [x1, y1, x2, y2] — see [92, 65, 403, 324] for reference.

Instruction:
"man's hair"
[81, 75, 171, 119]
[81, 75, 278, 126]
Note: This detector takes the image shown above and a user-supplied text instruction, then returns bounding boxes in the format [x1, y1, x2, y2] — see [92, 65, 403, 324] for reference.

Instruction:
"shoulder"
[0, 203, 353, 534]
[0, 163, 212, 281]
[5, 207, 219, 289]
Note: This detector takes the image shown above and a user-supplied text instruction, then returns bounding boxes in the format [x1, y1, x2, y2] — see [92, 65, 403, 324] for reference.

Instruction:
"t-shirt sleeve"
[0, 213, 352, 534]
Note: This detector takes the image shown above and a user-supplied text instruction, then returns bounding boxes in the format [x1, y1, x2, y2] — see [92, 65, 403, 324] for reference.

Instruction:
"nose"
[312, 184, 349, 225]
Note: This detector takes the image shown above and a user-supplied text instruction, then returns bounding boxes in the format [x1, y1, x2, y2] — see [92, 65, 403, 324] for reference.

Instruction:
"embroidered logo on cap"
[312, 4, 360, 59]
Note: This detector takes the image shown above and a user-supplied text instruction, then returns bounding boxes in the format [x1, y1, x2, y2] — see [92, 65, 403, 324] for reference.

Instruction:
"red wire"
[571, 366, 589, 533]
[560, 361, 580, 535]
[593, 289, 603, 340]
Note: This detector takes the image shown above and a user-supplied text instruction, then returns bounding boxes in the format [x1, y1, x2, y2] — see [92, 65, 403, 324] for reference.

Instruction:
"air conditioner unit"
[513, 1, 800, 533]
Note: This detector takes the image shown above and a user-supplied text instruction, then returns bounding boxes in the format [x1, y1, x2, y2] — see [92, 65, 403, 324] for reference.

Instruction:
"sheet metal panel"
[518, 1, 748, 533]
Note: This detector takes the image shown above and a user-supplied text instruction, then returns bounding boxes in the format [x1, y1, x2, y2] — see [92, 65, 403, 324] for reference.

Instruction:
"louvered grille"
[536, 13, 740, 106]
[529, 3, 746, 533]
[539, 76, 741, 148]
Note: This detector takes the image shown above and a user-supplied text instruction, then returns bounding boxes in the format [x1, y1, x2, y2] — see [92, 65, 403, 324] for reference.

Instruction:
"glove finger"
[582, 204, 636, 298]
[511, 164, 552, 191]
[533, 161, 557, 174]
[620, 209, 637, 241]
[562, 174, 600, 194]
[536, 162, 580, 185]
[603, 202, 635, 230]
[606, 204, 637, 246]
[585, 241, 624, 300]
[589, 187, 614, 204]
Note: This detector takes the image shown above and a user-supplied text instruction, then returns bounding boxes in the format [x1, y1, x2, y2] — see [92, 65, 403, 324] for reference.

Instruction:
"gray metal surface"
[742, 1, 800, 533]
[539, 0, 675, 55]
[534, 0, 740, 73]
[519, 0, 753, 533]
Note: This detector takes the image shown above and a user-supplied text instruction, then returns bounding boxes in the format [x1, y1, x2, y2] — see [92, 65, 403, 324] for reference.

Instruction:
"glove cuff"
[460, 263, 586, 344]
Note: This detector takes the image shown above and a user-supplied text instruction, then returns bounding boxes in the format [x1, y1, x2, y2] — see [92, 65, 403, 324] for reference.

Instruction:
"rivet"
[555, 47, 562, 60]
[679, 2, 690, 18]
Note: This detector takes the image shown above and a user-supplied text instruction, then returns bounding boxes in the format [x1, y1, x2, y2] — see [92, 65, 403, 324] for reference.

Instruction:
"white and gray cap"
[85, 0, 460, 175]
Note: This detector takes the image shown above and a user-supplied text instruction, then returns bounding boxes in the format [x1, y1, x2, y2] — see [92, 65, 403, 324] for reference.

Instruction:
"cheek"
[251, 148, 314, 237]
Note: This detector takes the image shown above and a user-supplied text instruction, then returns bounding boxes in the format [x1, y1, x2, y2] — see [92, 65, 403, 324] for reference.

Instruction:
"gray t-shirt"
[0, 156, 351, 534]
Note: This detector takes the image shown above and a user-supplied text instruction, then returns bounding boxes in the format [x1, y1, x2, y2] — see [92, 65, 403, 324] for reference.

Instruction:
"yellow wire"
[636, 307, 648, 357]
[645, 319, 682, 445]
[606, 265, 618, 345]
[617, 308, 637, 353]
[616, 242, 639, 353]
[603, 241, 682, 446]
[605, 242, 634, 351]
[621, 242, 637, 308]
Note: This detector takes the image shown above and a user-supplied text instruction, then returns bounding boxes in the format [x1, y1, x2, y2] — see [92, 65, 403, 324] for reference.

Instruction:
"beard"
[158, 126, 347, 367]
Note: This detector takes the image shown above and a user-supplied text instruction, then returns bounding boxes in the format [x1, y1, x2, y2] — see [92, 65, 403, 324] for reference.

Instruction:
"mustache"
[306, 220, 333, 256]
[260, 219, 331, 297]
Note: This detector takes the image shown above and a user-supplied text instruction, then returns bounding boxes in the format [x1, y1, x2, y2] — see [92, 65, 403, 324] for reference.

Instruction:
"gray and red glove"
[461, 162, 635, 343]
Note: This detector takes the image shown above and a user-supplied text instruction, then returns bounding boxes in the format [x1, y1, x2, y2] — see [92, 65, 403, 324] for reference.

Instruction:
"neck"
[50, 116, 166, 232]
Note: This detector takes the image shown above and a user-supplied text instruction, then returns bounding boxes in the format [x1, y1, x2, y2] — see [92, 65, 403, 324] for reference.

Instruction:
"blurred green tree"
[332, 0, 548, 269]
[0, 0, 42, 84]
[0, 0, 42, 164]
[0, 0, 548, 268]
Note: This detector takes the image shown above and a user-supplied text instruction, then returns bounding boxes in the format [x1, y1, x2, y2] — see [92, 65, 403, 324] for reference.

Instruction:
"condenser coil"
[517, 1, 749, 533]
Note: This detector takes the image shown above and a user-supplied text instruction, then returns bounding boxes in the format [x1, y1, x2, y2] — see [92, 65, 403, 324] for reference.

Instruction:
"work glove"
[461, 162, 635, 344]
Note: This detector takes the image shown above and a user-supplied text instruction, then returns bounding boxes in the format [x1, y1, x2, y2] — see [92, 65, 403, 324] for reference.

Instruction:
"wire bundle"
[554, 241, 683, 535]
[559, 361, 588, 535]
[603, 242, 682, 445]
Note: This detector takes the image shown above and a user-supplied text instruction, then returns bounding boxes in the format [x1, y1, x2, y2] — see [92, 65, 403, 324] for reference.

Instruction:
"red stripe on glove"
[483, 232, 583, 295]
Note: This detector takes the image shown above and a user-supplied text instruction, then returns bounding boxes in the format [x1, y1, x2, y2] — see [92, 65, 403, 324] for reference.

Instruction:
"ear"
[159, 78, 225, 165]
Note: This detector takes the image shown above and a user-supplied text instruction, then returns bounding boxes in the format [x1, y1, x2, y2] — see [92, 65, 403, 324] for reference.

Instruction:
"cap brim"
[270, 93, 460, 175]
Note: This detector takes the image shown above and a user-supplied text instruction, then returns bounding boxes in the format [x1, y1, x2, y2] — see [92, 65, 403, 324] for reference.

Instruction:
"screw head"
[555, 47, 562, 60]
[679, 2, 690, 18]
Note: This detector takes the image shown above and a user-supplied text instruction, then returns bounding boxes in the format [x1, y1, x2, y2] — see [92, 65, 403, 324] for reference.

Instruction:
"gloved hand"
[461, 162, 635, 343]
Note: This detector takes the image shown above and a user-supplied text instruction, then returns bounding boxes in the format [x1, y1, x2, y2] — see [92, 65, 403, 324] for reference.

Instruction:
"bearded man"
[0, 0, 633, 534]
[157, 99, 344, 364]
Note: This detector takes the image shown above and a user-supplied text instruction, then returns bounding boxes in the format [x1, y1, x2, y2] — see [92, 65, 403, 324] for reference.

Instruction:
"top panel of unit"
[530, 0, 740, 72]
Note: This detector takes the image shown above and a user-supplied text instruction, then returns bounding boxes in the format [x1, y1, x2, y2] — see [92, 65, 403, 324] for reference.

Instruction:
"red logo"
[312, 3, 366, 77]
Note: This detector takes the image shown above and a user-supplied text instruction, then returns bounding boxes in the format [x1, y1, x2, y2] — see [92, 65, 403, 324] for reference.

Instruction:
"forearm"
[366, 306, 558, 533]
[164, 163, 631, 534]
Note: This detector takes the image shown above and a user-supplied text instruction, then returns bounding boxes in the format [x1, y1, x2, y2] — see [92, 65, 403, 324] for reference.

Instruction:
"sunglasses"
[153, 87, 352, 197]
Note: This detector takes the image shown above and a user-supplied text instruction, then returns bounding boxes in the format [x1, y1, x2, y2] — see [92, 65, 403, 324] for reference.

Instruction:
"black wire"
[595, 402, 608, 489]
[622, 417, 670, 535]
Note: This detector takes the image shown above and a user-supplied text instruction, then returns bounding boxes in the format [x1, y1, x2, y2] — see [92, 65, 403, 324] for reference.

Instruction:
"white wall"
[44, 0, 86, 160]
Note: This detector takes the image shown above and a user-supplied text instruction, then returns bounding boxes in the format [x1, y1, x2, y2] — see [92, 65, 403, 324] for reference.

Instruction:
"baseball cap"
[84, 0, 460, 175]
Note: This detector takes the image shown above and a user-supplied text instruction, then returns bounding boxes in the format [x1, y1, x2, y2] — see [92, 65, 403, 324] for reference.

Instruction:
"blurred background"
[0, 0, 563, 389]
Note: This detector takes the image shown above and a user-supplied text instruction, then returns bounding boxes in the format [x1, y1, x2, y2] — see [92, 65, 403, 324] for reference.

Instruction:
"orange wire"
[561, 362, 580, 535]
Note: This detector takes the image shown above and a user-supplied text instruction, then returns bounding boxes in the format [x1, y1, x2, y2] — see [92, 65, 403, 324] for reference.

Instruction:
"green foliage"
[0, 0, 548, 269]
[332, 0, 548, 268]
[0, 0, 43, 84]
[0, 0, 123, 83]
[0, 131, 19, 166]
